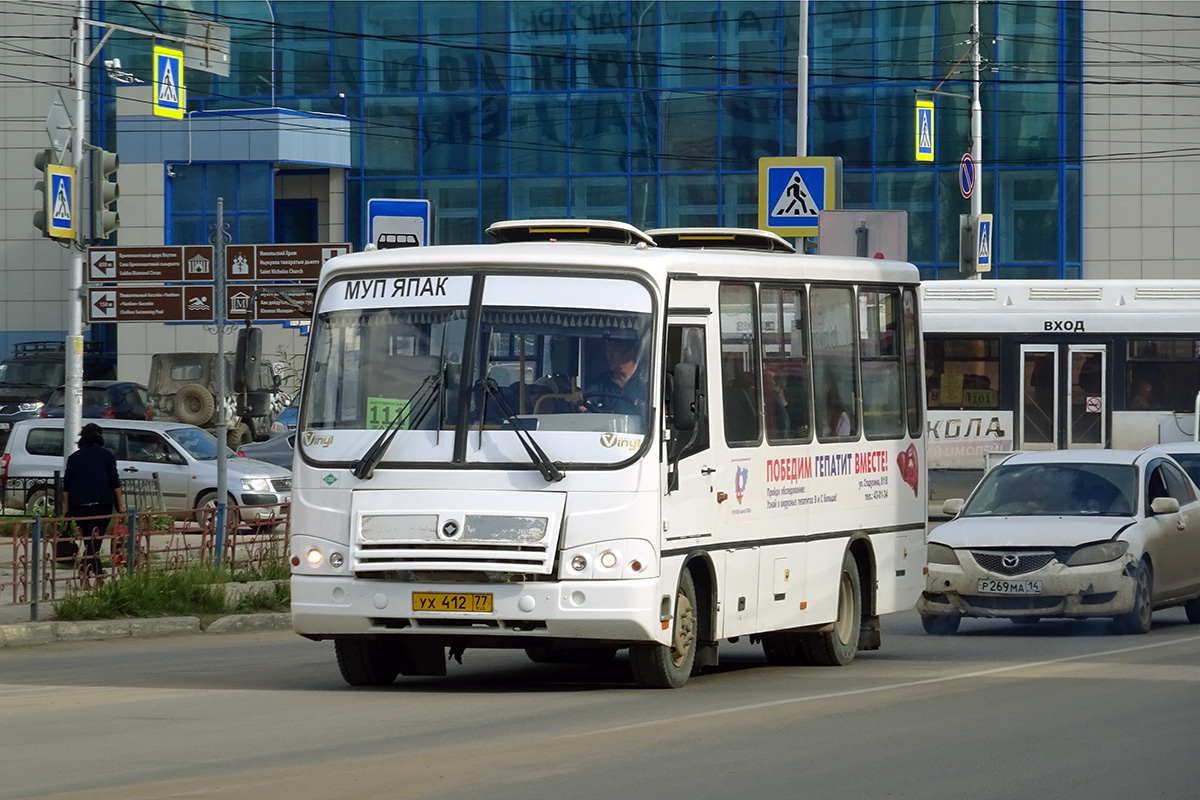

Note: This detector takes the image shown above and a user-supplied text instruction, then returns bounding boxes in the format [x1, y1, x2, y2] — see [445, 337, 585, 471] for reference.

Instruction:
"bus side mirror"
[235, 327, 263, 393]
[671, 363, 699, 432]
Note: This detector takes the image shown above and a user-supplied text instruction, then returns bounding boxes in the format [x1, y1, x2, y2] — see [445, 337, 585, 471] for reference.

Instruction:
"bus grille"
[354, 541, 553, 574]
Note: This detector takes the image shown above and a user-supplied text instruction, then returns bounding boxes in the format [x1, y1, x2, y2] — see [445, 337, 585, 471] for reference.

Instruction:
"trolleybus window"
[925, 337, 1001, 411]
[1126, 338, 1200, 411]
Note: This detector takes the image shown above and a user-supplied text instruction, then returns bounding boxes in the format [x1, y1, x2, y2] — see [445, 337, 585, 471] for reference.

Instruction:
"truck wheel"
[176, 383, 216, 426]
[228, 422, 251, 448]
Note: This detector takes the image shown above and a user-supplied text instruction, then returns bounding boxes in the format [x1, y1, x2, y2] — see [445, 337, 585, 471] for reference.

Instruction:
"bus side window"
[760, 284, 811, 443]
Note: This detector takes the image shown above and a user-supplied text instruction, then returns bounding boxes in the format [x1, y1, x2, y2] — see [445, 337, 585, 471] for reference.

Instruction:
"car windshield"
[1166, 453, 1200, 489]
[963, 462, 1138, 517]
[166, 426, 234, 460]
[304, 273, 654, 467]
[0, 360, 64, 387]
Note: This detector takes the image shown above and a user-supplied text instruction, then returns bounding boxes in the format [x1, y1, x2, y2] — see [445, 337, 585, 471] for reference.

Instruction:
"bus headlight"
[329, 552, 344, 568]
[306, 548, 323, 566]
[561, 539, 656, 579]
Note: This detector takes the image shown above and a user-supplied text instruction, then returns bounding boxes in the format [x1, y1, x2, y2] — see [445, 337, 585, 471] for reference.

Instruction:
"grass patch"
[53, 564, 290, 621]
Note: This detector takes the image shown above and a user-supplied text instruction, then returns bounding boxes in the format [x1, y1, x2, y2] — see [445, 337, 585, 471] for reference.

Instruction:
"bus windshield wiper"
[351, 369, 444, 480]
[481, 378, 564, 483]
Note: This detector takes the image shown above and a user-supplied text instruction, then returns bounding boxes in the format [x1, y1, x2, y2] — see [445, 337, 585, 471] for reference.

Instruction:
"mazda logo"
[1002, 554, 1020, 569]
[441, 520, 460, 539]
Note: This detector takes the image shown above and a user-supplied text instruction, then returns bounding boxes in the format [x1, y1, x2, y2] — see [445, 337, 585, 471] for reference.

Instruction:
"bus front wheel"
[630, 570, 698, 689]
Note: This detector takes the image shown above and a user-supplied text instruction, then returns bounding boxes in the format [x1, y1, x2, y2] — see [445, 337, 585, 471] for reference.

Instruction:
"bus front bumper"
[290, 574, 669, 645]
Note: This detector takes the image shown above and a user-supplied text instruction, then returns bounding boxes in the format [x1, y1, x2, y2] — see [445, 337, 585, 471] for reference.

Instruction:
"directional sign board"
[915, 100, 934, 162]
[226, 286, 315, 323]
[368, 199, 431, 248]
[88, 245, 214, 283]
[153, 46, 184, 119]
[88, 285, 214, 323]
[976, 213, 994, 272]
[225, 243, 349, 281]
[47, 164, 75, 239]
[758, 157, 841, 238]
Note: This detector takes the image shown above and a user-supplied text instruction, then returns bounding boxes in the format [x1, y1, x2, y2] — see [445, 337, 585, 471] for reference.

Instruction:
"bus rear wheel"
[335, 638, 401, 686]
[801, 551, 862, 667]
[629, 570, 697, 688]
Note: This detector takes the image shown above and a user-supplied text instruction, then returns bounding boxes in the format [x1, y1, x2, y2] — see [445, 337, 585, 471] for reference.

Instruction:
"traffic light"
[959, 214, 976, 275]
[91, 147, 119, 241]
[33, 148, 54, 238]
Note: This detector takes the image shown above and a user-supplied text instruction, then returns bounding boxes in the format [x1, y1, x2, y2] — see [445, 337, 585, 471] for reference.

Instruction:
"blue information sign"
[367, 198, 432, 248]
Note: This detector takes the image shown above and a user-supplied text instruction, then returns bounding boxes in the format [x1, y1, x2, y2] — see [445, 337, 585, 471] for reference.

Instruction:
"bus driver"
[572, 338, 647, 414]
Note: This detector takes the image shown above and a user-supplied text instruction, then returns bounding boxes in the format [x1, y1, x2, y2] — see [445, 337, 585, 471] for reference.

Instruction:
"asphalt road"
[3, 607, 1198, 800]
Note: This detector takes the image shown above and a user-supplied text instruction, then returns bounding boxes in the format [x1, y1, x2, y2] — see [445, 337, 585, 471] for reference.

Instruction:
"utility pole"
[64, 0, 87, 457]
[969, 0, 983, 280]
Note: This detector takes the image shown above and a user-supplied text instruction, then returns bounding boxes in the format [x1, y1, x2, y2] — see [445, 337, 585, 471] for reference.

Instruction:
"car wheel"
[194, 490, 238, 526]
[801, 550, 863, 666]
[25, 487, 57, 517]
[921, 613, 961, 635]
[1114, 559, 1153, 635]
[1184, 596, 1200, 624]
[335, 639, 401, 686]
[629, 569, 698, 688]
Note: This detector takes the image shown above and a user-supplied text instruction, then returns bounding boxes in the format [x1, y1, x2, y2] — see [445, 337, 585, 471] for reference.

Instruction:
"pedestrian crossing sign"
[153, 46, 184, 119]
[47, 164, 75, 239]
[977, 213, 994, 271]
[758, 156, 841, 238]
[916, 100, 934, 162]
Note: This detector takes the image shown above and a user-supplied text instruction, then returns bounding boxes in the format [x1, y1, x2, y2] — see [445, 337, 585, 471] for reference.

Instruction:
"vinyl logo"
[600, 433, 643, 450]
[303, 431, 334, 448]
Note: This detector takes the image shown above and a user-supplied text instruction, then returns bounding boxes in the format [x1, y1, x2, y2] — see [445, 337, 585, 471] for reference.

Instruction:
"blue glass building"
[94, 1, 1081, 280]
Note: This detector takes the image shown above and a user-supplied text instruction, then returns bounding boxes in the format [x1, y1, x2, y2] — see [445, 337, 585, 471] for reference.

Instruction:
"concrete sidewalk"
[0, 602, 291, 648]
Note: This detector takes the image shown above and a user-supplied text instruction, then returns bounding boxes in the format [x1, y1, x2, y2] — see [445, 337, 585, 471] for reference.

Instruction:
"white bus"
[922, 279, 1200, 504]
[286, 220, 927, 688]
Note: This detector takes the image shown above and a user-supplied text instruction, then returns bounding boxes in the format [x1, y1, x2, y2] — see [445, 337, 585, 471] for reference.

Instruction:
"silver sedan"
[919, 450, 1200, 635]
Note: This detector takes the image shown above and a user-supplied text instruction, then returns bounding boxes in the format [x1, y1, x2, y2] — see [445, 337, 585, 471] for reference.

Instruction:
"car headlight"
[18, 401, 43, 413]
[927, 542, 960, 565]
[241, 477, 273, 492]
[271, 420, 285, 433]
[1065, 540, 1129, 566]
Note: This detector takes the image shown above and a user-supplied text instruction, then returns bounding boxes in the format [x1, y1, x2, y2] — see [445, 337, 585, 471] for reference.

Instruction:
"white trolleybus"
[922, 279, 1200, 505]
[286, 220, 927, 688]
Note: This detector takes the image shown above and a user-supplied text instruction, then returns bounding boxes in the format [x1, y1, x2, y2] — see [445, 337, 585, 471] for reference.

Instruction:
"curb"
[0, 613, 292, 648]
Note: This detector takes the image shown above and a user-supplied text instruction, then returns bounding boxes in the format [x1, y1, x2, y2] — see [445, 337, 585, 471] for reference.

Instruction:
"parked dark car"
[39, 381, 152, 421]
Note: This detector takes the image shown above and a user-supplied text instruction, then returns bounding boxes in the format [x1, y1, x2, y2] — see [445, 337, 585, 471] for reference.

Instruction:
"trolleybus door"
[1067, 345, 1107, 449]
[1019, 345, 1059, 450]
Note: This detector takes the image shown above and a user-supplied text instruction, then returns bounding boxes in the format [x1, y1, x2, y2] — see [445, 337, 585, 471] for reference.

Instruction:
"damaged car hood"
[932, 515, 1135, 550]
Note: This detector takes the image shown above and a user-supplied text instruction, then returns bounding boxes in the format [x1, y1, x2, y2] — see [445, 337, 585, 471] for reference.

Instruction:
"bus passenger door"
[1019, 345, 1058, 450]
[662, 321, 717, 548]
[1067, 345, 1106, 449]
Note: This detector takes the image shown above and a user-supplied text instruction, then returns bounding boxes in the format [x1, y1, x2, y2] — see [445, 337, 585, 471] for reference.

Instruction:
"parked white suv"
[0, 419, 291, 522]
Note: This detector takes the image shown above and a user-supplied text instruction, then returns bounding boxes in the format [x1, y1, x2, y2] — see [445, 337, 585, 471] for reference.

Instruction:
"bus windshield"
[304, 273, 654, 467]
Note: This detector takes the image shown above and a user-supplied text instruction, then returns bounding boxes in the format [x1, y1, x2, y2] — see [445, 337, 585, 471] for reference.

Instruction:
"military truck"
[147, 352, 282, 447]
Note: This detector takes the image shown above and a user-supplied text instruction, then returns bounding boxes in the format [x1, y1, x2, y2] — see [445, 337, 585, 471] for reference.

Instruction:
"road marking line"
[565, 634, 1200, 738]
